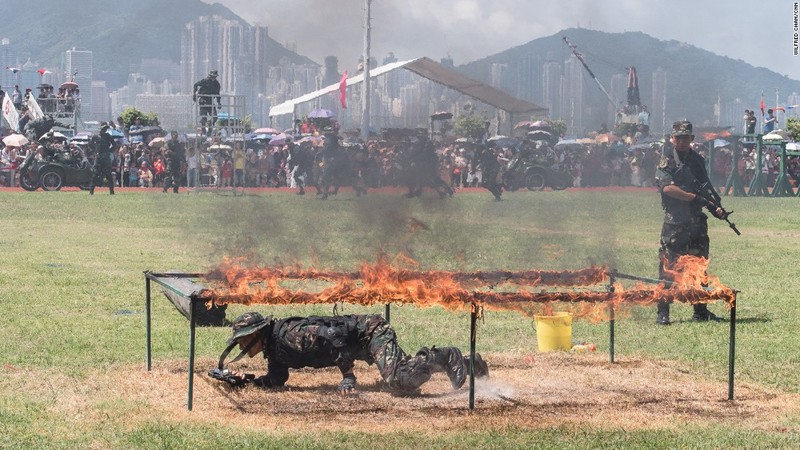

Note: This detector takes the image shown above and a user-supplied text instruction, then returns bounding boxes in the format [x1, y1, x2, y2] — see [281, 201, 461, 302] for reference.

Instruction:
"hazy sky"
[210, 0, 798, 79]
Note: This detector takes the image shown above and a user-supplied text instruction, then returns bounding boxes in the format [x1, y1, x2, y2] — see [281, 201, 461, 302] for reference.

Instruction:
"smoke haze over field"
[211, 0, 796, 78]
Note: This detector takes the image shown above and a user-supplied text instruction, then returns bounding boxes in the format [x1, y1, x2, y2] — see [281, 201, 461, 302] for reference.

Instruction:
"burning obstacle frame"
[144, 263, 738, 411]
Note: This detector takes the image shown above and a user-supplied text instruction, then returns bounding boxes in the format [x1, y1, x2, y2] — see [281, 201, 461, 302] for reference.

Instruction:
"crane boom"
[562, 36, 617, 109]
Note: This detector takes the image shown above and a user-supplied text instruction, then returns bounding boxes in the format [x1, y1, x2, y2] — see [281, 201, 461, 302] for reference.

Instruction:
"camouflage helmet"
[227, 311, 271, 344]
[671, 119, 693, 137]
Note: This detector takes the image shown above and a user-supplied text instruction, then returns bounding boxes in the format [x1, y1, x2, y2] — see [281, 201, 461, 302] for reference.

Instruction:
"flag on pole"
[6, 67, 21, 74]
[37, 69, 52, 76]
[26, 95, 44, 121]
[339, 70, 348, 109]
[2, 93, 20, 132]
[760, 92, 765, 115]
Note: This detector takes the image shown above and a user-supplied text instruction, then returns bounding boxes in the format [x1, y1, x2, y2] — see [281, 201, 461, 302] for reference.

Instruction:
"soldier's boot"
[424, 346, 467, 389]
[656, 301, 671, 325]
[692, 303, 725, 322]
[464, 353, 489, 378]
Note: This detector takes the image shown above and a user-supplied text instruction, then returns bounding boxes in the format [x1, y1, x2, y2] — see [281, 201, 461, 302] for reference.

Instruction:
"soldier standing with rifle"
[654, 120, 739, 325]
[193, 70, 221, 136]
[209, 312, 489, 395]
[89, 122, 115, 195]
[162, 131, 184, 193]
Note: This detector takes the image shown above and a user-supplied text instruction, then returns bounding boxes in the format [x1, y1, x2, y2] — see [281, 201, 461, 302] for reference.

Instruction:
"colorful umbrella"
[2, 134, 29, 147]
[268, 133, 288, 146]
[308, 109, 335, 119]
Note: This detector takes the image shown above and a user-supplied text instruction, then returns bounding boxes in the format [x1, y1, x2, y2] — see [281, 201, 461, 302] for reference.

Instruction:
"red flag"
[339, 70, 348, 109]
[760, 92, 765, 115]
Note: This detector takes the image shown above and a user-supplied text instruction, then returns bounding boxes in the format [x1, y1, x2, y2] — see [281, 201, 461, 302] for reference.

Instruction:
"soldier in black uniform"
[318, 127, 343, 200]
[210, 312, 488, 395]
[351, 142, 369, 197]
[473, 141, 504, 201]
[162, 131, 184, 193]
[287, 140, 317, 195]
[193, 70, 221, 136]
[654, 120, 726, 325]
[402, 134, 453, 199]
[89, 122, 116, 195]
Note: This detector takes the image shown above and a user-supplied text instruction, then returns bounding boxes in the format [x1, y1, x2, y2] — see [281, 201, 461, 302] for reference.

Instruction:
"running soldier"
[473, 141, 503, 201]
[402, 134, 453, 199]
[318, 127, 344, 200]
[287, 140, 317, 195]
[210, 312, 489, 395]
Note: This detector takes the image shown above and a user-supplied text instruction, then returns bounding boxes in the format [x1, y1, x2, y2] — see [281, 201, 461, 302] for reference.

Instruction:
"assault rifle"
[207, 368, 254, 387]
[695, 181, 741, 235]
[661, 134, 741, 236]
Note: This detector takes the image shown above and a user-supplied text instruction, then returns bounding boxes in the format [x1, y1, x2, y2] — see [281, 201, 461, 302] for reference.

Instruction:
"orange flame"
[199, 255, 735, 321]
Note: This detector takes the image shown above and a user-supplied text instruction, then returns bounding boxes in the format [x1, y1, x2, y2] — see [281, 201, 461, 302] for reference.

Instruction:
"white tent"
[269, 56, 547, 120]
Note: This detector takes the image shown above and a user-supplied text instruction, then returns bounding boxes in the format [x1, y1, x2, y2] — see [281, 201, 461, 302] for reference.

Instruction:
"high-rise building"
[541, 56, 561, 120]
[608, 72, 630, 125]
[90, 81, 108, 122]
[65, 48, 93, 120]
[181, 15, 241, 95]
[490, 63, 510, 94]
[516, 54, 542, 103]
[0, 38, 18, 89]
[562, 55, 584, 136]
[651, 67, 668, 135]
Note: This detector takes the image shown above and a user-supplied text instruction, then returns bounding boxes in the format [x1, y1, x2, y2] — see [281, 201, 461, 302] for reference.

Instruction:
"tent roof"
[269, 56, 547, 117]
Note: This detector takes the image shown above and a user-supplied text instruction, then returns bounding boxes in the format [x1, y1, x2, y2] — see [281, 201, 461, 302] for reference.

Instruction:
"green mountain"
[0, 0, 315, 85]
[458, 28, 800, 130]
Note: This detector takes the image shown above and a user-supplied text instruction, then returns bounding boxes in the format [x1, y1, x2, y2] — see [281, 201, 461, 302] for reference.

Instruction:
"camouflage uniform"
[162, 136, 184, 193]
[654, 120, 720, 324]
[89, 125, 115, 195]
[219, 312, 488, 393]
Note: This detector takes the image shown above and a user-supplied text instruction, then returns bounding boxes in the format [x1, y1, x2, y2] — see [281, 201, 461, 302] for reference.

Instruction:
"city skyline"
[212, 0, 798, 79]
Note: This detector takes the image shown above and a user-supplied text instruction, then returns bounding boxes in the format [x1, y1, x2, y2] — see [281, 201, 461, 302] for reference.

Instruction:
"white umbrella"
[2, 134, 29, 147]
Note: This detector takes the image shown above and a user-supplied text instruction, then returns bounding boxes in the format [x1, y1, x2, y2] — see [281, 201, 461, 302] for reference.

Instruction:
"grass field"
[1, 186, 799, 449]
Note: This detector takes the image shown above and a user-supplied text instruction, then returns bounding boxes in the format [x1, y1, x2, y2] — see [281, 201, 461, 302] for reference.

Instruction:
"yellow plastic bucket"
[534, 312, 573, 352]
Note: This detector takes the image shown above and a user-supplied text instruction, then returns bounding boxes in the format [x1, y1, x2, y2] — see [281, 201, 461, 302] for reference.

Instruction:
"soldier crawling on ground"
[209, 312, 489, 395]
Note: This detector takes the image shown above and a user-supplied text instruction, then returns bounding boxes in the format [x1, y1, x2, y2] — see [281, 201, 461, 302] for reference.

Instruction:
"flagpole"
[360, 0, 371, 141]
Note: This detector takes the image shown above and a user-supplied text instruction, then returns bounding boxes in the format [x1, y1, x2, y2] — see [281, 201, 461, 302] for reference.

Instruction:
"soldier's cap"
[209, 70, 219, 78]
[671, 120, 693, 137]
[227, 311, 271, 344]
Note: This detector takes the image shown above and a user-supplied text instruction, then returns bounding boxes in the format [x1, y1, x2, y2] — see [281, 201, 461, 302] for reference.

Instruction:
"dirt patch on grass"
[9, 352, 799, 434]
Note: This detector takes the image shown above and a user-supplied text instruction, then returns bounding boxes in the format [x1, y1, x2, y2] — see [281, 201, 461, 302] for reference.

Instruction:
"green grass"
[1, 188, 799, 448]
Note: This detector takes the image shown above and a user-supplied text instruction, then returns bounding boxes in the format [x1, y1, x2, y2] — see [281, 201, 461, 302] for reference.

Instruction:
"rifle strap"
[216, 334, 261, 370]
